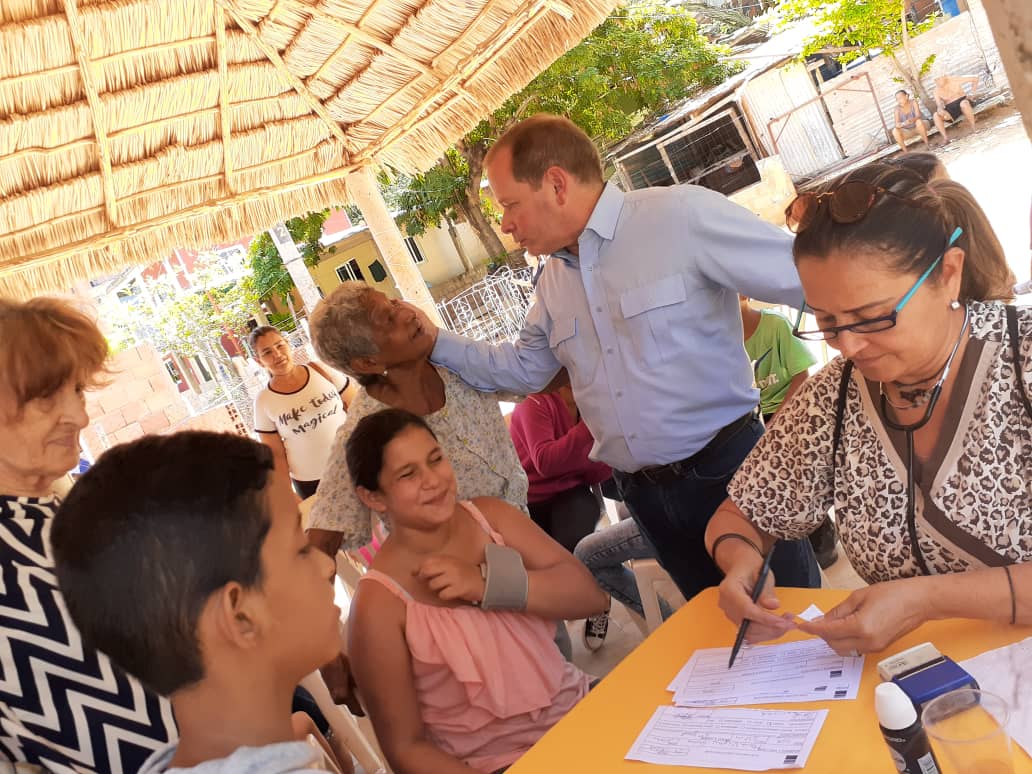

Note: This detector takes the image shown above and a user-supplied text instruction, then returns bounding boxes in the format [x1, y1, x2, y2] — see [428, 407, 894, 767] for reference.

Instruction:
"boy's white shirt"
[138, 738, 342, 774]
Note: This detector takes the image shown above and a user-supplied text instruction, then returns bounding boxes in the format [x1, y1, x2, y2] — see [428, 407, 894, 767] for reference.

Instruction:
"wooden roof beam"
[62, 0, 119, 227]
[285, 1, 436, 78]
[345, 0, 509, 132]
[217, 0, 352, 156]
[214, 4, 235, 193]
[354, 0, 558, 161]
[3, 37, 217, 88]
[0, 160, 358, 278]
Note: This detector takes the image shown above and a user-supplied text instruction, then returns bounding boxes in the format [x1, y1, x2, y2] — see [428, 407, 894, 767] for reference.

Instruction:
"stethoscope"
[877, 305, 970, 576]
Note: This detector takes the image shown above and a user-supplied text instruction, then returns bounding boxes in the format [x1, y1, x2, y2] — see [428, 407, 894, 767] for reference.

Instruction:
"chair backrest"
[299, 671, 389, 774]
[630, 559, 686, 635]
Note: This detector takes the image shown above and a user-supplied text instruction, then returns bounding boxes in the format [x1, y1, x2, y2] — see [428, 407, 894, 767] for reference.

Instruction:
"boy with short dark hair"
[51, 432, 350, 773]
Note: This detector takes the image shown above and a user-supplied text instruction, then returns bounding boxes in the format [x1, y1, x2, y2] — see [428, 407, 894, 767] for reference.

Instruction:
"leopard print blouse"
[727, 301, 1031, 585]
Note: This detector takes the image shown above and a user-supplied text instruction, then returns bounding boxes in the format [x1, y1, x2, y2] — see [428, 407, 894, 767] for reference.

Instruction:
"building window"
[405, 237, 425, 264]
[335, 258, 366, 283]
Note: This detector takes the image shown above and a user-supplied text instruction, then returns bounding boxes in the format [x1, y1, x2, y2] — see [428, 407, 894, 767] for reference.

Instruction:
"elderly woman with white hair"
[306, 283, 529, 559]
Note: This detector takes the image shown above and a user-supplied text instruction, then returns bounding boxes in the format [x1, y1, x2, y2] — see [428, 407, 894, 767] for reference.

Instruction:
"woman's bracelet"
[1003, 565, 1017, 625]
[710, 533, 763, 565]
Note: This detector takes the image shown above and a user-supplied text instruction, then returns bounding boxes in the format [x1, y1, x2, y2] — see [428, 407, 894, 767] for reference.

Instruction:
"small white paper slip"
[668, 638, 865, 707]
[797, 604, 824, 622]
[626, 706, 828, 770]
[960, 636, 1032, 757]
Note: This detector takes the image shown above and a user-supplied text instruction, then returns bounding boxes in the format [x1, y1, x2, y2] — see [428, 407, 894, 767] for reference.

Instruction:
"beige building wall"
[310, 232, 400, 299]
[411, 228, 468, 285]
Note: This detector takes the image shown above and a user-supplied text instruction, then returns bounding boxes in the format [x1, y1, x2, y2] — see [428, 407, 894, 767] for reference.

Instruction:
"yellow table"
[509, 588, 1032, 773]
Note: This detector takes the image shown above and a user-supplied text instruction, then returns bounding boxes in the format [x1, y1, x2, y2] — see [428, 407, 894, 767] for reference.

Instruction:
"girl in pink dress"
[346, 409, 607, 774]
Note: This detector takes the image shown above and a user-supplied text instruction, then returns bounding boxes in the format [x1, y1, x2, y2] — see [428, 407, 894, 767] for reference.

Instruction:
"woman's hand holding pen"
[717, 546, 797, 643]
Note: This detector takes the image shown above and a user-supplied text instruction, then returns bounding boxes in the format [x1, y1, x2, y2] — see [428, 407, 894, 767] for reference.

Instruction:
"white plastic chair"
[300, 670, 389, 774]
[630, 559, 686, 634]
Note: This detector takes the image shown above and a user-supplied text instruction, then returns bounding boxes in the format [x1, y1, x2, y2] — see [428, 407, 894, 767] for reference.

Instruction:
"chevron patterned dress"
[0, 495, 177, 773]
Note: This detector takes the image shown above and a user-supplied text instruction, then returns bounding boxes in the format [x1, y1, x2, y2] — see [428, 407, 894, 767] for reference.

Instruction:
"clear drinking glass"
[922, 689, 1015, 774]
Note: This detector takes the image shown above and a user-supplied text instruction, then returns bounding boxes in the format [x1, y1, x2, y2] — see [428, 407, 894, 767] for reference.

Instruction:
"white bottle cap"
[876, 681, 918, 730]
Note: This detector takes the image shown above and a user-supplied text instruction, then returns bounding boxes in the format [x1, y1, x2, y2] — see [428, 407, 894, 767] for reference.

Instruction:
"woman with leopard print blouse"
[704, 163, 1029, 656]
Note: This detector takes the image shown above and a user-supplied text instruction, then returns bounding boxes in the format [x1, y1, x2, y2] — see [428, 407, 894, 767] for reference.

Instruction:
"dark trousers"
[613, 417, 820, 602]
[528, 484, 601, 553]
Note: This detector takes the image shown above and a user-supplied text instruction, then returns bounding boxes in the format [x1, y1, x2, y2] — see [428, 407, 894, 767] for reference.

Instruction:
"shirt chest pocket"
[620, 274, 688, 366]
[548, 315, 599, 377]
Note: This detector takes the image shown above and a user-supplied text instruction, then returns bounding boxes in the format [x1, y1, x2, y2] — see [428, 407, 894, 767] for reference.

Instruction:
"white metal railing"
[436, 266, 536, 343]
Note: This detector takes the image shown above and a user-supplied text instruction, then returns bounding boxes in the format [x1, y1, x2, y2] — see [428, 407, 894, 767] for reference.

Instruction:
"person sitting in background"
[347, 409, 606, 774]
[739, 296, 837, 569]
[251, 325, 357, 499]
[573, 506, 674, 648]
[51, 432, 354, 773]
[891, 89, 930, 152]
[891, 150, 949, 182]
[508, 368, 613, 652]
[0, 297, 175, 772]
[508, 368, 611, 553]
[706, 162, 1030, 656]
[933, 74, 979, 143]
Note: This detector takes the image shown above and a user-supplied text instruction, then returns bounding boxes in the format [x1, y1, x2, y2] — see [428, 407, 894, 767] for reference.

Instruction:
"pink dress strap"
[358, 569, 412, 603]
[459, 500, 504, 545]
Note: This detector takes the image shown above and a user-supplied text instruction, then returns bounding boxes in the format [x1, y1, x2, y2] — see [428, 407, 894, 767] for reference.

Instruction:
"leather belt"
[625, 411, 757, 486]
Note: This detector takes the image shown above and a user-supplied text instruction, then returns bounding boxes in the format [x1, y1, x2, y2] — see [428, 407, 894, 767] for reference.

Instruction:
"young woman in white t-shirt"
[250, 326, 357, 498]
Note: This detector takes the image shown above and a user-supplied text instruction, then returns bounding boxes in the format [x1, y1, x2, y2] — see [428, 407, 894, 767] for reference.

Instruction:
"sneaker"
[583, 612, 609, 652]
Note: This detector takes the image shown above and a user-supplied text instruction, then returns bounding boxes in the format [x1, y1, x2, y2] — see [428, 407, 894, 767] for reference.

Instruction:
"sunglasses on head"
[785, 180, 937, 234]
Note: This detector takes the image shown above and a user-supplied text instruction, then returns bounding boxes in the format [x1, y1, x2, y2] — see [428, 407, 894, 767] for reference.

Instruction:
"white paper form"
[960, 635, 1032, 757]
[669, 638, 865, 707]
[626, 706, 828, 770]
[797, 604, 824, 622]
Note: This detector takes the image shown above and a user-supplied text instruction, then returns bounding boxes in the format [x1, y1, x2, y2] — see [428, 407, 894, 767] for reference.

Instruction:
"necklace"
[879, 305, 969, 417]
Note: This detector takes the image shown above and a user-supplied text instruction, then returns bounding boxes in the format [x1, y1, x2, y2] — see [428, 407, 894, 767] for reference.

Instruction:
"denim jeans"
[574, 518, 673, 621]
[614, 416, 820, 602]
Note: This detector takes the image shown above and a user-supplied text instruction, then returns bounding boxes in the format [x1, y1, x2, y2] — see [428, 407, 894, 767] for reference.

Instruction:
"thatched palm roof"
[0, 0, 616, 298]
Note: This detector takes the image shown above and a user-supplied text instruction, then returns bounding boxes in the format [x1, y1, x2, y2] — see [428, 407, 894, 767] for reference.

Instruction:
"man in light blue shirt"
[430, 114, 819, 599]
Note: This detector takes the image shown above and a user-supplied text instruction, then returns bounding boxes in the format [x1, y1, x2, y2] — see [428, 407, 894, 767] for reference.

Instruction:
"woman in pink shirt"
[508, 372, 612, 553]
[347, 409, 607, 774]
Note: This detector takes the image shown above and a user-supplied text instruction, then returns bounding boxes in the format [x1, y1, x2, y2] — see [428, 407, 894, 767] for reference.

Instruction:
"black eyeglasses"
[785, 180, 937, 234]
[792, 227, 964, 342]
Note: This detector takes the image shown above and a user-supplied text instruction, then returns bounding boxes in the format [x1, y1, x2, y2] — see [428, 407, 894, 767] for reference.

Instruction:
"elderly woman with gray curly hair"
[306, 283, 530, 559]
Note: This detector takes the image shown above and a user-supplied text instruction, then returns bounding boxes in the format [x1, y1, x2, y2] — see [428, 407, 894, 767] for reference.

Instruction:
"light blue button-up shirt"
[433, 182, 803, 473]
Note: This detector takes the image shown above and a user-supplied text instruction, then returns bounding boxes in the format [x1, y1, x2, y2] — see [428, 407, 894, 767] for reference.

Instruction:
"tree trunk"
[458, 191, 506, 260]
[888, 48, 934, 116]
[457, 137, 508, 261]
[445, 216, 475, 273]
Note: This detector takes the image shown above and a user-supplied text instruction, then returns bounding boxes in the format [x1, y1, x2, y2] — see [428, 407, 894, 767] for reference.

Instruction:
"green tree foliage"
[393, 2, 739, 259]
[776, 0, 938, 107]
[248, 209, 335, 304]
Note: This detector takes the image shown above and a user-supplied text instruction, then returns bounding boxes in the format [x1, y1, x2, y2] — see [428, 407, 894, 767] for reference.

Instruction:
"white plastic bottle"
[875, 682, 942, 774]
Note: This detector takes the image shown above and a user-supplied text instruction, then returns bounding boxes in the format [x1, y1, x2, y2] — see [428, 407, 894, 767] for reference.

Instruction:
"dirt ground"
[917, 106, 1031, 286]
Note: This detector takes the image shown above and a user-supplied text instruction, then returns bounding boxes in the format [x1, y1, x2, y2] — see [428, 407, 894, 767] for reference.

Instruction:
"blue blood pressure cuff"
[877, 642, 979, 710]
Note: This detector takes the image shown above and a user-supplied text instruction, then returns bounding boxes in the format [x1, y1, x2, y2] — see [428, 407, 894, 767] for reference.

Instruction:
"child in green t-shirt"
[739, 297, 817, 422]
[740, 297, 838, 569]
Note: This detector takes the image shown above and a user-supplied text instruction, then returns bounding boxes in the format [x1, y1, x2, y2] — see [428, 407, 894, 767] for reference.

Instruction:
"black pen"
[727, 544, 777, 669]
